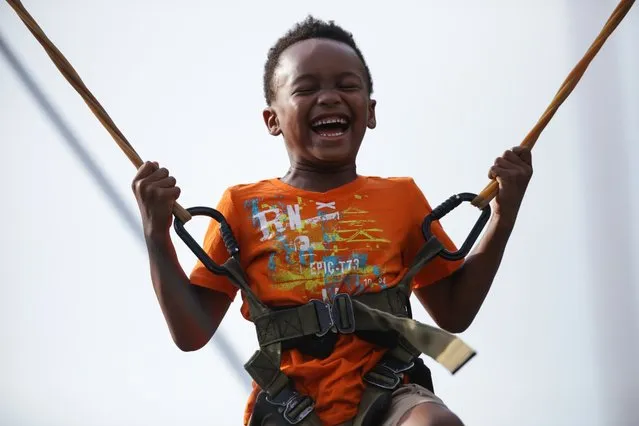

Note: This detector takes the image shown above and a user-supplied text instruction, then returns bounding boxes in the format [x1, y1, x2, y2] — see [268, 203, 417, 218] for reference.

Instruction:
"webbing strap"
[351, 300, 474, 374]
[220, 257, 270, 318]
[244, 349, 289, 396]
[253, 299, 473, 373]
[253, 286, 408, 347]
[352, 385, 392, 426]
[395, 237, 445, 294]
[354, 341, 418, 426]
[254, 303, 324, 346]
[253, 236, 473, 373]
[245, 349, 323, 426]
[252, 237, 441, 347]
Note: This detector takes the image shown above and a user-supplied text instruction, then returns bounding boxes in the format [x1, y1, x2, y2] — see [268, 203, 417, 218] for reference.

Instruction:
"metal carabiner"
[173, 206, 240, 277]
[421, 192, 491, 261]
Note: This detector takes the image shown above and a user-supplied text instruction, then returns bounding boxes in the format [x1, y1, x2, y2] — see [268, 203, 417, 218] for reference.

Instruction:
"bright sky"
[1, 1, 638, 425]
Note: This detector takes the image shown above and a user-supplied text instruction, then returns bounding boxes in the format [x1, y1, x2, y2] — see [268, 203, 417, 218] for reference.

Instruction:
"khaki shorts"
[380, 383, 447, 426]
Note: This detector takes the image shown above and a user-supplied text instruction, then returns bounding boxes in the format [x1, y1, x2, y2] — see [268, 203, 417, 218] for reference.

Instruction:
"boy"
[132, 16, 533, 426]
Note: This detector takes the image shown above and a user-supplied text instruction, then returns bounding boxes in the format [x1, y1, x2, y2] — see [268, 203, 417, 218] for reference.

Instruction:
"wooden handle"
[472, 0, 635, 209]
[6, 0, 192, 223]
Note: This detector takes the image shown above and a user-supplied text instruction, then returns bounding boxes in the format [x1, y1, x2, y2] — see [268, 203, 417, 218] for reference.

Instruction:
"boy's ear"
[367, 99, 377, 129]
[263, 107, 281, 136]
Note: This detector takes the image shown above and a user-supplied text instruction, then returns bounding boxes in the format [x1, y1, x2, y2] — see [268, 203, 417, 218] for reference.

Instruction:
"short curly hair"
[262, 15, 374, 105]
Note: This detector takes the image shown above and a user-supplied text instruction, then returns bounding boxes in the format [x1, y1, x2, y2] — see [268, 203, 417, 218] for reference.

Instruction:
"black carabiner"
[173, 206, 240, 277]
[422, 193, 491, 261]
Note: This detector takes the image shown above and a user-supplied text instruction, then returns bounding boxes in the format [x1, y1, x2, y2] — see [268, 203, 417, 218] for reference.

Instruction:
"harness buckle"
[378, 357, 414, 374]
[310, 300, 334, 337]
[363, 364, 402, 390]
[265, 387, 315, 424]
[331, 293, 355, 334]
[310, 293, 356, 336]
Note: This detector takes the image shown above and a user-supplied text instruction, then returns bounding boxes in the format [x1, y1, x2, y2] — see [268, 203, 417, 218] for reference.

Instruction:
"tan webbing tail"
[436, 337, 476, 374]
[351, 300, 475, 374]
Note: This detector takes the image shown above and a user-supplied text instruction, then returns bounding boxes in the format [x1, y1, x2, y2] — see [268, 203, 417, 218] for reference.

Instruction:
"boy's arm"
[414, 146, 532, 333]
[146, 232, 232, 351]
[132, 162, 235, 351]
[414, 215, 514, 333]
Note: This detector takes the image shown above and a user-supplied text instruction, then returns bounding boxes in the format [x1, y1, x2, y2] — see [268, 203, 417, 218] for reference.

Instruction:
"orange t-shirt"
[189, 176, 463, 425]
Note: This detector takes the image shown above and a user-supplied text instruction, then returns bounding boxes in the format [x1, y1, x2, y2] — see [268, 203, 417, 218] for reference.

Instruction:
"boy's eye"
[339, 81, 361, 91]
[293, 87, 317, 95]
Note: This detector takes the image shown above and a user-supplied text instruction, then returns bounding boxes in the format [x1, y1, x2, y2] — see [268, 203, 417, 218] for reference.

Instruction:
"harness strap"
[245, 349, 323, 426]
[351, 298, 474, 374]
[354, 340, 420, 426]
[395, 236, 447, 292]
[252, 236, 475, 374]
[253, 286, 408, 347]
[252, 288, 474, 373]
[246, 237, 472, 425]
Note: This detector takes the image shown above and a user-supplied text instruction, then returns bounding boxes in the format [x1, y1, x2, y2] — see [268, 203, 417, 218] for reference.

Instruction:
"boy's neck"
[280, 164, 359, 192]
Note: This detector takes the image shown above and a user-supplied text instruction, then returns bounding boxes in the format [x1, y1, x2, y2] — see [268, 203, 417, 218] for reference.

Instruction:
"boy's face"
[263, 38, 376, 167]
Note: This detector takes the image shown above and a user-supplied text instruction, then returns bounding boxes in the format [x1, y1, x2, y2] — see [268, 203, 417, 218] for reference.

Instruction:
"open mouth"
[310, 116, 350, 138]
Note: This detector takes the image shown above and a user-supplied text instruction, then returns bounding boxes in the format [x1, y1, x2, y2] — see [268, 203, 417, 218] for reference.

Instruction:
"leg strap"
[245, 349, 322, 426]
[353, 341, 419, 426]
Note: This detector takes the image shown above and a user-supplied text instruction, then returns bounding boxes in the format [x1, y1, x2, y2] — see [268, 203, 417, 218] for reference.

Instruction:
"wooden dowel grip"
[172, 203, 192, 224]
[472, 0, 635, 210]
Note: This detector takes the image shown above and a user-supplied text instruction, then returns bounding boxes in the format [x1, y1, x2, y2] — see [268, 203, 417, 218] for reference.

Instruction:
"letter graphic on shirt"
[287, 204, 303, 230]
[254, 208, 285, 241]
[316, 201, 336, 210]
[294, 235, 313, 266]
[294, 236, 310, 251]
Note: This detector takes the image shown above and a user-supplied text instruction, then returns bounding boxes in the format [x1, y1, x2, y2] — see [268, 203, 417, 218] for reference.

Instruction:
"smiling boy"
[132, 15, 533, 426]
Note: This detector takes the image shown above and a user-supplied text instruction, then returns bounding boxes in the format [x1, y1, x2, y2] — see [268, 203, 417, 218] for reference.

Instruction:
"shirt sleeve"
[403, 179, 464, 290]
[188, 187, 240, 301]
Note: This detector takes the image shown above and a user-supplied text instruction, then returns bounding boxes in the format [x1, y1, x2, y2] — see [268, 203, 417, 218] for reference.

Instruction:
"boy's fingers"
[147, 167, 170, 182]
[489, 165, 516, 180]
[511, 146, 532, 165]
[155, 176, 177, 188]
[134, 161, 158, 180]
[158, 186, 181, 200]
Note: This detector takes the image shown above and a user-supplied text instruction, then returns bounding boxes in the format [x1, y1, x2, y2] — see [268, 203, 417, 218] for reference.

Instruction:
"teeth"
[317, 130, 345, 137]
[312, 117, 348, 127]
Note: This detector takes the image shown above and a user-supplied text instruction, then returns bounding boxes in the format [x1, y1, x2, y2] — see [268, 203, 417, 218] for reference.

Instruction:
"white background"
[1, 1, 638, 425]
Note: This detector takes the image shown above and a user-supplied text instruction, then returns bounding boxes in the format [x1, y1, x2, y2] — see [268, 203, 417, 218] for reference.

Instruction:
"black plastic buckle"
[379, 357, 414, 374]
[310, 293, 355, 337]
[331, 293, 355, 334]
[310, 300, 334, 337]
[363, 364, 402, 390]
[265, 387, 314, 424]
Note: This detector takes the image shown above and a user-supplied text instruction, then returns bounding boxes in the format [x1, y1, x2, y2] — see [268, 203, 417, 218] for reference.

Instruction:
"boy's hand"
[132, 161, 181, 240]
[488, 146, 533, 226]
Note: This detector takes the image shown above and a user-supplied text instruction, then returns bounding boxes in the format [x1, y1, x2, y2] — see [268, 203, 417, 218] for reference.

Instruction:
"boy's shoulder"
[363, 175, 419, 189]
[224, 178, 278, 193]
[222, 176, 421, 199]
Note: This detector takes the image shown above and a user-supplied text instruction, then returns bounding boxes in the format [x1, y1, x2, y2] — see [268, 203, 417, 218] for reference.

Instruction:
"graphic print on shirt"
[244, 194, 392, 300]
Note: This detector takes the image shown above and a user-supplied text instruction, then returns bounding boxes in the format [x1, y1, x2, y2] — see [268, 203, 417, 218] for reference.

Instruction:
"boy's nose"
[317, 89, 341, 106]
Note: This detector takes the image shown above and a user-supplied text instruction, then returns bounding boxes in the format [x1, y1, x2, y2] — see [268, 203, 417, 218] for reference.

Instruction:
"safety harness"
[174, 193, 491, 426]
